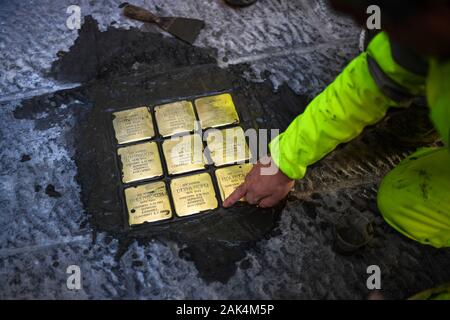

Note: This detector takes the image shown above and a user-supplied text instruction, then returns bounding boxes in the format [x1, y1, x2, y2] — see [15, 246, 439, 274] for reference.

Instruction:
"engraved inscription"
[112, 107, 154, 144]
[195, 93, 239, 129]
[170, 173, 218, 217]
[124, 181, 172, 225]
[155, 100, 196, 137]
[118, 142, 163, 183]
[215, 163, 253, 201]
[163, 134, 205, 175]
[206, 126, 251, 166]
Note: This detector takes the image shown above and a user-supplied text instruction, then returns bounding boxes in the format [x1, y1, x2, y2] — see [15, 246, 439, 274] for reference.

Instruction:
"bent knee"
[377, 155, 450, 248]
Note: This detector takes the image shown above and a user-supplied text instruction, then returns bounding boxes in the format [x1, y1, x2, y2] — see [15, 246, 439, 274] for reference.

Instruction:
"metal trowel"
[119, 3, 205, 45]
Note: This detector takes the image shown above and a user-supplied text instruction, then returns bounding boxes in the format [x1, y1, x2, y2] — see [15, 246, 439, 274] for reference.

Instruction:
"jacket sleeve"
[269, 32, 427, 180]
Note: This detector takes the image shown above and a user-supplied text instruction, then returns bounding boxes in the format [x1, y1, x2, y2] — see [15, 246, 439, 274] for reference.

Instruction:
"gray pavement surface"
[1, 0, 449, 299]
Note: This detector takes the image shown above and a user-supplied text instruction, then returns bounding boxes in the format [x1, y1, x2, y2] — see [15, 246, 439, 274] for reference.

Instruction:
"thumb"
[223, 183, 247, 208]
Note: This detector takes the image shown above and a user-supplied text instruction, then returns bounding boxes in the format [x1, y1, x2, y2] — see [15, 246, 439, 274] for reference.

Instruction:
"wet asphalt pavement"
[1, 0, 449, 299]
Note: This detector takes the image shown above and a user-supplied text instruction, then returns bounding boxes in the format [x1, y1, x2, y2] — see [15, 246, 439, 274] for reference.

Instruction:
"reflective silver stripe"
[367, 55, 415, 103]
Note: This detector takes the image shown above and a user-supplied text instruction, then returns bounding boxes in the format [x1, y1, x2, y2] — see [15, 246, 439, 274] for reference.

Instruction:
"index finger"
[223, 183, 247, 208]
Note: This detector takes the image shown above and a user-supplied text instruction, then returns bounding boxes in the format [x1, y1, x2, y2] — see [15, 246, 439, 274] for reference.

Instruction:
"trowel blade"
[159, 17, 205, 45]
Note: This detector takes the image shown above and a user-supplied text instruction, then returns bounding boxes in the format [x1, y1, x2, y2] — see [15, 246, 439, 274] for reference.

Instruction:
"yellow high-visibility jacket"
[269, 32, 450, 180]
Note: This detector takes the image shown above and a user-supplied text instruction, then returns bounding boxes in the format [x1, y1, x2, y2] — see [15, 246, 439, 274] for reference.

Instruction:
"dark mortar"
[40, 16, 306, 283]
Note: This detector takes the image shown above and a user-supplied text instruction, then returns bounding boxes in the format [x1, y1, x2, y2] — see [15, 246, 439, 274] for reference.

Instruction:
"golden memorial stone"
[215, 163, 253, 202]
[154, 100, 196, 137]
[195, 93, 239, 129]
[117, 142, 163, 183]
[112, 107, 154, 144]
[124, 181, 172, 225]
[162, 134, 205, 175]
[170, 173, 218, 217]
[206, 126, 251, 166]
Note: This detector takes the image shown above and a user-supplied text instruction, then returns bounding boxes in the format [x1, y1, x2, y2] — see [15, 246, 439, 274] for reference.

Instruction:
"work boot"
[225, 0, 258, 7]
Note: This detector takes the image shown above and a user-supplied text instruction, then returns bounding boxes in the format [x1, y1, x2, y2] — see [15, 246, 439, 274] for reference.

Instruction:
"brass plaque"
[112, 107, 155, 144]
[124, 181, 172, 226]
[170, 173, 218, 217]
[118, 142, 163, 183]
[195, 93, 239, 129]
[154, 100, 196, 137]
[215, 163, 253, 202]
[162, 134, 205, 175]
[206, 126, 251, 166]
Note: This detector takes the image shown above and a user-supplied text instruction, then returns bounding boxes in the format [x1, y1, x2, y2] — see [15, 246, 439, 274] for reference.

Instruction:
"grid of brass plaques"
[205, 126, 251, 166]
[215, 163, 253, 202]
[112, 107, 155, 144]
[112, 93, 253, 227]
[195, 93, 239, 129]
[154, 100, 196, 137]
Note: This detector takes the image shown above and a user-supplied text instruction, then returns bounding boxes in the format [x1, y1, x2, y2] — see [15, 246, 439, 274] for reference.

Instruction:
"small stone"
[45, 184, 62, 198]
[20, 154, 31, 162]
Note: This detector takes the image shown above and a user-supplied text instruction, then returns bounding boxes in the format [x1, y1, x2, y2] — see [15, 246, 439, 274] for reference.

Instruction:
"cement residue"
[43, 16, 308, 283]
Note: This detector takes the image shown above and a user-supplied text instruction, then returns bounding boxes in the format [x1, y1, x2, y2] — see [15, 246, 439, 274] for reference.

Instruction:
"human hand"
[223, 156, 294, 208]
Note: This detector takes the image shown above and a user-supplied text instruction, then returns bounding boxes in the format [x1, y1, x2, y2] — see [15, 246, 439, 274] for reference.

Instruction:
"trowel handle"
[121, 3, 161, 24]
